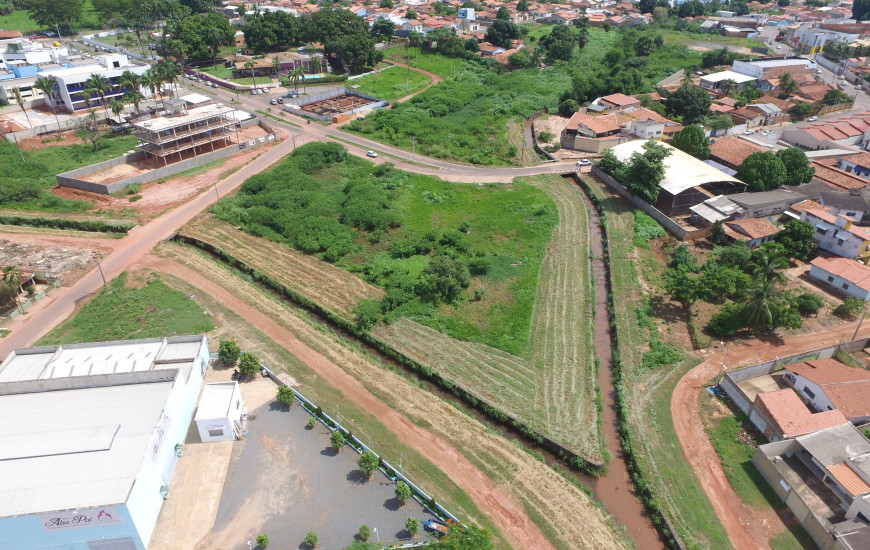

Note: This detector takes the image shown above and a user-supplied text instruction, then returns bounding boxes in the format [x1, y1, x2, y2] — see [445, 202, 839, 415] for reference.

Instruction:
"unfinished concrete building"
[132, 102, 241, 165]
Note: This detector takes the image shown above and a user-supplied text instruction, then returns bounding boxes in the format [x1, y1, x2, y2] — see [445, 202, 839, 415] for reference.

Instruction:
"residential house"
[744, 103, 787, 125]
[795, 82, 836, 104]
[809, 161, 870, 193]
[749, 388, 848, 442]
[730, 105, 767, 129]
[689, 195, 747, 226]
[784, 359, 870, 423]
[724, 217, 781, 247]
[708, 136, 766, 174]
[785, 198, 825, 220]
[560, 111, 630, 152]
[628, 119, 663, 139]
[801, 209, 870, 264]
[821, 188, 870, 224]
[699, 70, 758, 92]
[810, 256, 870, 300]
[781, 117, 867, 150]
[596, 92, 641, 111]
[729, 189, 807, 217]
[836, 151, 870, 179]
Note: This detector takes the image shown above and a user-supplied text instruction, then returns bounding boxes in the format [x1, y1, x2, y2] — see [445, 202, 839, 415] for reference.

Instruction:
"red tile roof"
[709, 136, 766, 167]
[803, 209, 870, 241]
[600, 93, 641, 107]
[565, 112, 629, 135]
[786, 358, 870, 385]
[827, 462, 870, 497]
[756, 389, 848, 438]
[725, 218, 781, 240]
[811, 257, 870, 292]
[811, 162, 869, 192]
[790, 199, 825, 214]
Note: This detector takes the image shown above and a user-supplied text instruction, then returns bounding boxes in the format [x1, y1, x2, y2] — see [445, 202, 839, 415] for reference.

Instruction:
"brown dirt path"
[672, 323, 870, 550]
[390, 61, 443, 104]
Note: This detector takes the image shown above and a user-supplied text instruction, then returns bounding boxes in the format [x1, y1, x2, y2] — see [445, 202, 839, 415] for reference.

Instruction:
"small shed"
[195, 382, 244, 442]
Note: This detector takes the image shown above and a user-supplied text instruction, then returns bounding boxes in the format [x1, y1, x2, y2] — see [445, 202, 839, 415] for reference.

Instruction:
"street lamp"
[373, 528, 379, 543]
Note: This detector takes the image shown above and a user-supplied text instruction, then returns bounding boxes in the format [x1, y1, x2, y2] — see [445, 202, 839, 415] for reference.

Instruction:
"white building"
[801, 209, 870, 264]
[809, 256, 870, 301]
[783, 358, 870, 424]
[195, 382, 245, 442]
[44, 54, 151, 112]
[0, 335, 209, 550]
[698, 70, 757, 91]
[731, 57, 817, 79]
[0, 39, 68, 72]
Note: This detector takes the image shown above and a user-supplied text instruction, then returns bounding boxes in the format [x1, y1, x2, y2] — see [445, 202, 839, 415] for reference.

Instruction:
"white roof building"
[0, 335, 209, 550]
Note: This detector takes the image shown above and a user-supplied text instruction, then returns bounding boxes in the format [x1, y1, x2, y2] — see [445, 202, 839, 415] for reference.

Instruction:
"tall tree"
[28, 0, 84, 33]
[11, 87, 31, 129]
[719, 79, 738, 97]
[371, 18, 396, 41]
[778, 72, 799, 98]
[124, 90, 144, 115]
[109, 99, 124, 122]
[539, 24, 577, 62]
[484, 20, 520, 48]
[517, 0, 529, 11]
[496, 5, 510, 20]
[71, 109, 104, 152]
[33, 76, 60, 129]
[244, 58, 257, 88]
[2, 265, 23, 290]
[623, 141, 672, 204]
[666, 84, 711, 124]
[671, 125, 710, 160]
[84, 74, 112, 116]
[736, 151, 787, 192]
[776, 148, 815, 185]
[291, 67, 304, 93]
[159, 60, 182, 98]
[141, 68, 162, 108]
[774, 220, 815, 261]
[854, 0, 870, 21]
[740, 276, 784, 333]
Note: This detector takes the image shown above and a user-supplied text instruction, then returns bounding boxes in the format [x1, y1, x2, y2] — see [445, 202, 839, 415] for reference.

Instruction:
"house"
[728, 188, 807, 217]
[809, 257, 870, 300]
[724, 217, 781, 247]
[836, 151, 870, 180]
[0, 335, 210, 550]
[628, 118, 663, 139]
[689, 195, 747, 226]
[699, 70, 758, 92]
[821, 188, 870, 224]
[731, 57, 817, 80]
[597, 92, 641, 110]
[730, 106, 766, 129]
[608, 140, 744, 216]
[810, 161, 870, 193]
[800, 209, 870, 264]
[750, 388, 848, 442]
[708, 136, 766, 173]
[744, 103, 787, 126]
[784, 359, 870, 423]
[781, 117, 868, 150]
[785, 198, 825, 220]
[560, 111, 630, 153]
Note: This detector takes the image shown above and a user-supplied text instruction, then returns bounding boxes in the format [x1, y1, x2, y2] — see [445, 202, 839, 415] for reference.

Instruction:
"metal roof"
[796, 424, 870, 467]
[195, 382, 238, 421]
[609, 140, 742, 196]
[699, 70, 757, 84]
[0, 380, 175, 517]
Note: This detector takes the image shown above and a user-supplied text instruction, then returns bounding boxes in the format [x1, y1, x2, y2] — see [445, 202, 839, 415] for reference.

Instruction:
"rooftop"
[729, 188, 806, 208]
[797, 423, 870, 467]
[811, 257, 870, 292]
[599, 93, 641, 106]
[756, 388, 847, 438]
[699, 70, 757, 83]
[725, 217, 781, 240]
[132, 104, 238, 133]
[709, 136, 766, 167]
[786, 358, 870, 386]
[195, 382, 239, 420]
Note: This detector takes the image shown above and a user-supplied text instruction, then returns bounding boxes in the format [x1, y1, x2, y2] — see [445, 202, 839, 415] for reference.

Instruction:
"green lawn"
[769, 526, 818, 550]
[707, 416, 781, 508]
[200, 64, 235, 80]
[39, 272, 215, 345]
[382, 45, 462, 79]
[97, 32, 152, 57]
[0, 134, 140, 213]
[351, 65, 431, 103]
[230, 75, 276, 86]
[0, 0, 101, 34]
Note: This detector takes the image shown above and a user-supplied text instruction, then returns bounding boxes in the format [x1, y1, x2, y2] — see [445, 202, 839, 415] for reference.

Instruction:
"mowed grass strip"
[526, 174, 598, 461]
[583, 175, 731, 549]
[180, 216, 384, 321]
[38, 271, 214, 345]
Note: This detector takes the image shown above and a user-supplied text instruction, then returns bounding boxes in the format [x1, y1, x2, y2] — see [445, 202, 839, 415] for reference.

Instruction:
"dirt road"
[140, 254, 558, 550]
[390, 61, 444, 103]
[672, 322, 870, 550]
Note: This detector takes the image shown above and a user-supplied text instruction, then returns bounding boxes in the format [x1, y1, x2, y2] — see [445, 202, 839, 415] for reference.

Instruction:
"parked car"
[287, 90, 299, 97]
[211, 82, 219, 88]
[277, 97, 284, 103]
[270, 98, 278, 105]
[839, 74, 846, 80]
[250, 89, 258, 95]
[366, 150, 378, 158]
[576, 159, 592, 167]
[760, 130, 771, 135]
[744, 129, 755, 135]
[858, 85, 864, 91]
[807, 116, 819, 122]
[839, 82, 848, 89]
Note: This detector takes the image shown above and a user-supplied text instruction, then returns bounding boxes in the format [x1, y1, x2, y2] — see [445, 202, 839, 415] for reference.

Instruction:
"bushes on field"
[793, 292, 823, 316]
[834, 297, 865, 319]
[0, 215, 132, 233]
[632, 212, 665, 249]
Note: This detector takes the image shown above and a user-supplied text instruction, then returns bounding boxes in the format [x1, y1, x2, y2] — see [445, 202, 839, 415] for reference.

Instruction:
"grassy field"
[97, 32, 152, 57]
[582, 175, 732, 549]
[39, 271, 214, 345]
[0, 0, 101, 33]
[0, 134, 140, 213]
[351, 65, 431, 103]
[158, 241, 630, 550]
[383, 45, 461, 79]
[200, 64, 235, 80]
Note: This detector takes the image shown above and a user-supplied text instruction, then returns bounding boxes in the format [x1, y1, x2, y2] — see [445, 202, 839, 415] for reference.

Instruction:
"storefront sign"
[39, 507, 123, 531]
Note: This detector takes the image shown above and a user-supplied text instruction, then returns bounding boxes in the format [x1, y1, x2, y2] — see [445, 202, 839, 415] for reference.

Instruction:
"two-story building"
[801, 209, 870, 264]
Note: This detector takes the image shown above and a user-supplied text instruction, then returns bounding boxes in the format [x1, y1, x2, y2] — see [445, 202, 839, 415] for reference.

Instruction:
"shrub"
[795, 292, 823, 316]
[218, 339, 241, 363]
[358, 450, 379, 477]
[304, 531, 319, 548]
[395, 480, 412, 503]
[256, 534, 269, 549]
[537, 131, 555, 142]
[632, 212, 666, 248]
[707, 303, 744, 337]
[354, 299, 384, 330]
[238, 352, 260, 377]
[359, 524, 371, 541]
[467, 256, 490, 276]
[543, 143, 561, 153]
[406, 517, 419, 537]
[330, 430, 345, 451]
[834, 297, 865, 319]
[276, 386, 295, 407]
[307, 417, 317, 429]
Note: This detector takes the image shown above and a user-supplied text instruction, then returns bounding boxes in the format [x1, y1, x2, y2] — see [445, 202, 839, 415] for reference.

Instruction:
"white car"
[576, 159, 592, 167]
[270, 98, 278, 105]
[744, 129, 755, 135]
[839, 75, 846, 80]
[760, 130, 771, 135]
[807, 116, 819, 122]
[366, 150, 378, 158]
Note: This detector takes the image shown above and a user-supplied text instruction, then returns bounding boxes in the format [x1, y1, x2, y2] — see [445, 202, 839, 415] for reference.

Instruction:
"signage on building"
[39, 507, 123, 531]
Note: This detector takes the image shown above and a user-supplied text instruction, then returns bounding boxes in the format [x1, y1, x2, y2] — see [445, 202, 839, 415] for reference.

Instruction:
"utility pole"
[715, 342, 730, 386]
[852, 311, 866, 341]
[13, 134, 25, 164]
[95, 260, 107, 288]
[412, 135, 416, 163]
[213, 181, 219, 201]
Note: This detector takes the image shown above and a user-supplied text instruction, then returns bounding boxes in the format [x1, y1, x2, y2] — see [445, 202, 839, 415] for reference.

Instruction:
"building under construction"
[132, 101, 242, 165]
[285, 88, 387, 122]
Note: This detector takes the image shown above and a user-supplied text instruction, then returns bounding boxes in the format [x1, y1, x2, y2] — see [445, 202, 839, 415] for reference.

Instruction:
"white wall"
[809, 264, 870, 300]
[197, 417, 233, 442]
[786, 370, 838, 414]
[802, 212, 866, 260]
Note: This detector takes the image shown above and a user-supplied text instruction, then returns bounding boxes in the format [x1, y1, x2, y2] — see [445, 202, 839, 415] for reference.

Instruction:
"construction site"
[284, 89, 387, 122]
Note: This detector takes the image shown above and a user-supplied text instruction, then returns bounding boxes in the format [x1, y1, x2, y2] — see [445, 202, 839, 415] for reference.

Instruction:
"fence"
[56, 118, 278, 194]
[5, 280, 61, 321]
[347, 64, 395, 81]
[81, 32, 147, 61]
[590, 165, 709, 241]
[4, 109, 112, 142]
[256, 362, 462, 530]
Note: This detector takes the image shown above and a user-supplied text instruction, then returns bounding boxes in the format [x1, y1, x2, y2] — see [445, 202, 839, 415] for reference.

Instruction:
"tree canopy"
[773, 220, 815, 261]
[671, 125, 710, 160]
[243, 11, 301, 53]
[736, 151, 786, 192]
[174, 12, 234, 60]
[484, 20, 521, 48]
[539, 24, 580, 62]
[775, 148, 815, 186]
[28, 0, 84, 32]
[666, 84, 711, 124]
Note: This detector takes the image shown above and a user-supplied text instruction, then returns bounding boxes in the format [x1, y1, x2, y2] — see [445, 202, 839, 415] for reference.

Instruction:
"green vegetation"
[352, 65, 431, 103]
[214, 142, 558, 356]
[330, 430, 344, 451]
[304, 531, 318, 548]
[384, 45, 464, 78]
[395, 480, 412, 503]
[218, 339, 241, 363]
[0, 0, 100, 33]
[358, 450, 379, 476]
[632, 212, 666, 249]
[834, 296, 865, 319]
[199, 63, 234, 80]
[769, 527, 817, 550]
[276, 385, 295, 406]
[39, 272, 214, 345]
[707, 415, 778, 508]
[255, 534, 269, 549]
[0, 134, 139, 212]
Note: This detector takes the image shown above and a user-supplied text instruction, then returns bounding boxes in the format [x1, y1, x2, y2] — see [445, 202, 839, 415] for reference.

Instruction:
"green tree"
[496, 5, 510, 19]
[2, 265, 23, 289]
[418, 255, 471, 304]
[244, 58, 257, 87]
[794, 292, 823, 315]
[634, 35, 654, 57]
[395, 480, 412, 504]
[638, 0, 657, 13]
[741, 276, 785, 333]
[623, 141, 672, 204]
[710, 219, 726, 245]
[671, 125, 710, 160]
[774, 220, 815, 261]
[124, 90, 145, 115]
[159, 59, 182, 99]
[325, 33, 383, 72]
[406, 8, 417, 19]
[719, 79, 738, 97]
[109, 99, 124, 121]
[358, 525, 371, 541]
[701, 47, 738, 68]
[666, 84, 712, 124]
[141, 68, 163, 109]
[778, 72, 799, 98]
[0, 283, 17, 308]
[736, 151, 787, 192]
[304, 531, 319, 548]
[507, 49, 534, 68]
[33, 76, 60, 129]
[238, 351, 260, 377]
[708, 113, 735, 130]
[484, 20, 520, 48]
[517, 0, 528, 11]
[28, 0, 84, 33]
[379, 0, 393, 7]
[10, 87, 30, 129]
[776, 148, 815, 185]
[558, 98, 578, 117]
[653, 6, 669, 21]
[823, 88, 852, 105]
[790, 103, 813, 119]
[71, 109, 104, 152]
[371, 18, 396, 40]
[834, 296, 865, 319]
[256, 534, 269, 549]
[440, 524, 494, 550]
[330, 430, 344, 451]
[406, 517, 419, 537]
[539, 24, 577, 62]
[855, 0, 870, 20]
[276, 386, 295, 407]
[358, 450, 379, 477]
[219, 340, 241, 363]
[747, 247, 789, 284]
[85, 74, 112, 116]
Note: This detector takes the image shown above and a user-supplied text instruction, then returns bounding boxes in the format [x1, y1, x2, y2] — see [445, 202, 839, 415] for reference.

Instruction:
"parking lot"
[194, 378, 436, 550]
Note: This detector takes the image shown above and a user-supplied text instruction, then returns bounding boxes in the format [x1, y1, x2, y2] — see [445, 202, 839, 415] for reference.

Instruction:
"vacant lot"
[352, 65, 431, 103]
[155, 242, 631, 550]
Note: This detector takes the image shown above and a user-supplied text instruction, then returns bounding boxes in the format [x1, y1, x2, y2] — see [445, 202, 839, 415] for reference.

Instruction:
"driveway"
[197, 387, 435, 550]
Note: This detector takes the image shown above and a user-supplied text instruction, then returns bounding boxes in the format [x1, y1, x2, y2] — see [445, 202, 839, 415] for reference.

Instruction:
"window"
[803, 387, 816, 399]
[838, 239, 846, 246]
[847, 212, 857, 217]
[816, 227, 827, 235]
[828, 276, 835, 282]
[208, 428, 224, 437]
[843, 283, 850, 290]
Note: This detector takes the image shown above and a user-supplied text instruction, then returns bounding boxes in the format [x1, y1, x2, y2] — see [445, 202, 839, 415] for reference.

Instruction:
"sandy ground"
[145, 247, 631, 550]
[0, 234, 115, 285]
[533, 115, 593, 161]
[671, 321, 870, 550]
[19, 129, 87, 150]
[0, 104, 83, 131]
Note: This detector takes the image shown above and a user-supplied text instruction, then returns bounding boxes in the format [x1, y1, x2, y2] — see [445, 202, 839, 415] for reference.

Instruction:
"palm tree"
[210, 27, 226, 67]
[141, 68, 162, 109]
[741, 276, 784, 333]
[10, 87, 31, 128]
[124, 90, 145, 116]
[746, 250, 788, 285]
[159, 60, 181, 99]
[119, 70, 141, 96]
[272, 55, 281, 77]
[290, 67, 304, 93]
[33, 76, 60, 129]
[244, 58, 257, 88]
[109, 99, 124, 122]
[778, 72, 799, 99]
[2, 265, 23, 292]
[84, 74, 112, 116]
[719, 79, 738, 97]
